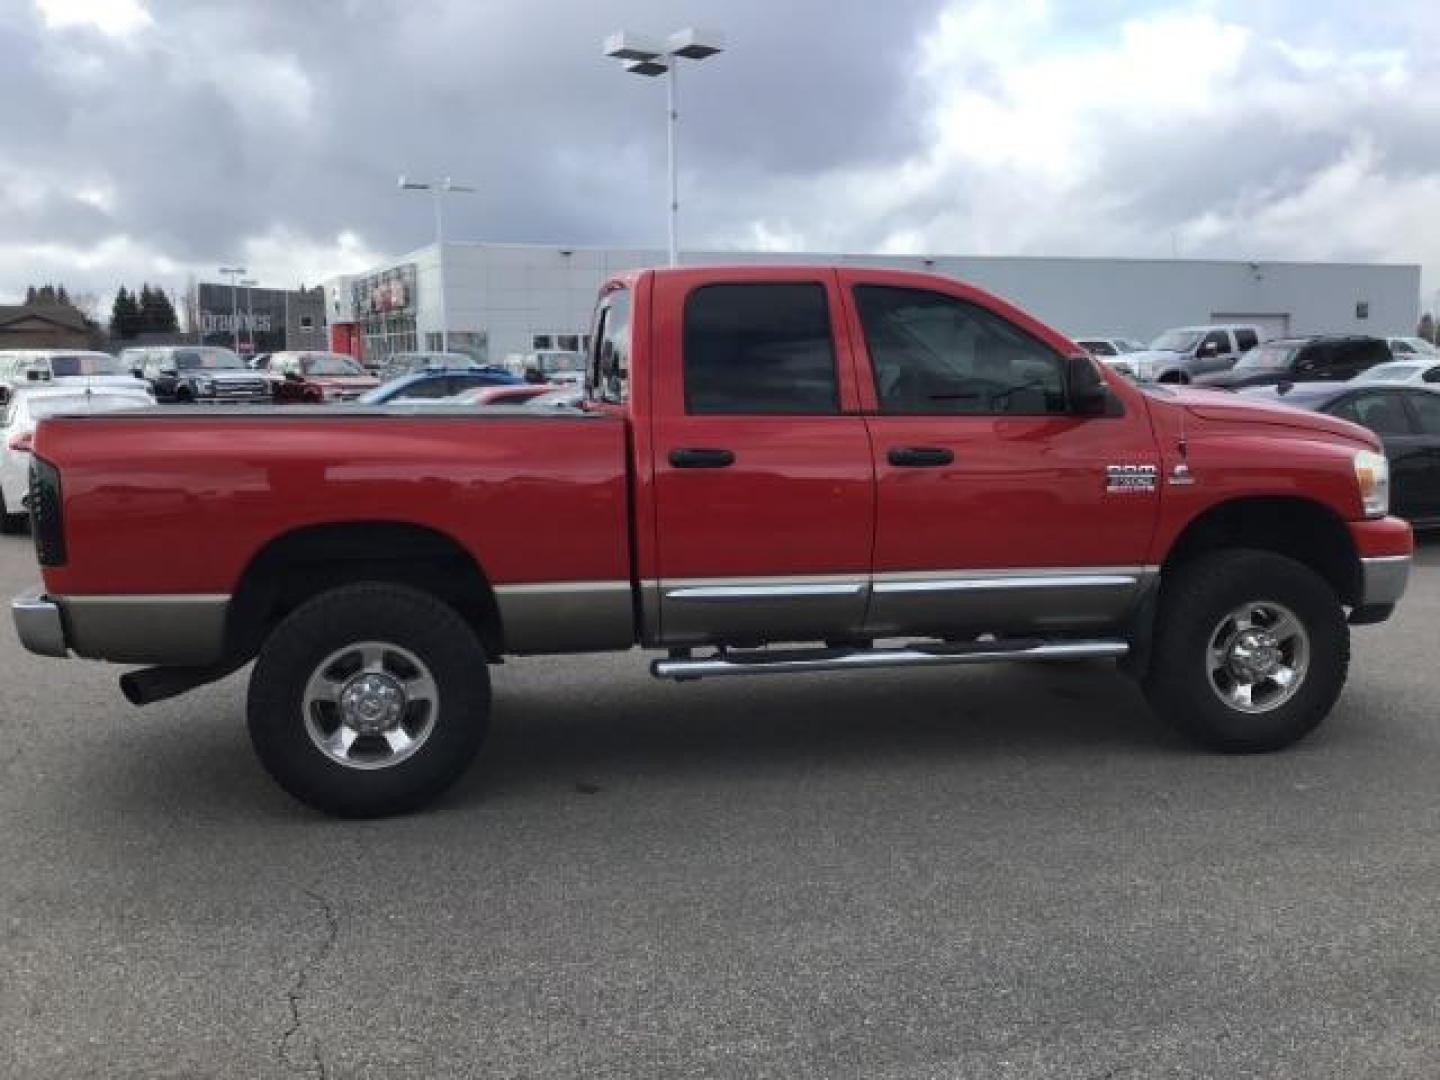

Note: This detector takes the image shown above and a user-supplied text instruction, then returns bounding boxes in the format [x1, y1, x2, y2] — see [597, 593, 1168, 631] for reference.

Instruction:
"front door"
[648, 270, 874, 646]
[840, 273, 1161, 638]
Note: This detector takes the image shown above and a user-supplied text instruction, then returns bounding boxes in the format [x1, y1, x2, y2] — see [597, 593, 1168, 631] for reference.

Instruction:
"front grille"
[29, 456, 66, 567]
[212, 379, 270, 400]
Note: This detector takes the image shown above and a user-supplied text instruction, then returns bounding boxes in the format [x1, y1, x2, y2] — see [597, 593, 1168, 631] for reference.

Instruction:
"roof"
[0, 305, 88, 332]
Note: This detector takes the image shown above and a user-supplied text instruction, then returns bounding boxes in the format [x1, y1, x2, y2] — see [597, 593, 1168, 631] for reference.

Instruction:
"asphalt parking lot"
[1, 534, 1437, 1079]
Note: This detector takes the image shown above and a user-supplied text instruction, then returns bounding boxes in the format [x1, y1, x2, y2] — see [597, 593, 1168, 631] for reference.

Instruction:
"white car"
[1072, 336, 1148, 377]
[0, 386, 155, 532]
[1387, 336, 1440, 358]
[0, 349, 152, 394]
[1350, 359, 1440, 386]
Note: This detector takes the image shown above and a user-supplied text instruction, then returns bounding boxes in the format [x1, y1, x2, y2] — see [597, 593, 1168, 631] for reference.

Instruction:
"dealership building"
[322, 242, 1422, 366]
[192, 283, 327, 354]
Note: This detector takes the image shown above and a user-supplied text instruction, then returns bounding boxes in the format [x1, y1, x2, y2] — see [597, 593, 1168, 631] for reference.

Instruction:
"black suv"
[1195, 335, 1391, 390]
[127, 346, 272, 403]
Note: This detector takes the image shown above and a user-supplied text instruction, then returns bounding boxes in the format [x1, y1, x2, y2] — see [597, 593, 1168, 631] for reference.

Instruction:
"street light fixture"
[240, 278, 259, 354]
[603, 27, 725, 267]
[398, 175, 476, 354]
[219, 266, 246, 352]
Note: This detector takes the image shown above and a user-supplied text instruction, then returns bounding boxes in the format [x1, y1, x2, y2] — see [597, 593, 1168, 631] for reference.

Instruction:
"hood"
[1192, 369, 1273, 389]
[201, 369, 265, 382]
[1159, 385, 1377, 449]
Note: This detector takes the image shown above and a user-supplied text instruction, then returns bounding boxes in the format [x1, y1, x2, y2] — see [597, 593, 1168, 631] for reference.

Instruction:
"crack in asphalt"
[277, 887, 341, 1079]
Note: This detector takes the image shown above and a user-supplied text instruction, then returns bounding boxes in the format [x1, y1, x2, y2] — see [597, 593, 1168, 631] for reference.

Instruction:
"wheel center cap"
[339, 673, 406, 734]
[1229, 630, 1280, 681]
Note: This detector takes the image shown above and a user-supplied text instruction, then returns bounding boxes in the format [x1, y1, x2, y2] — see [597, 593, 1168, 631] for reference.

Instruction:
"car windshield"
[47, 353, 126, 377]
[1360, 363, 1420, 383]
[1119, 339, 1146, 353]
[1235, 343, 1298, 371]
[26, 393, 152, 419]
[173, 348, 244, 371]
[302, 355, 363, 376]
[1150, 330, 1204, 352]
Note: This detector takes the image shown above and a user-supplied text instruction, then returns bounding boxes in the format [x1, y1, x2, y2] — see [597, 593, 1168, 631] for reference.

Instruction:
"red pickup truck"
[11, 266, 1413, 817]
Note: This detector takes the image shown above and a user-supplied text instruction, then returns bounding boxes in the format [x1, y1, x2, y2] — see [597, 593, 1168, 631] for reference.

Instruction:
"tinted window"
[1234, 329, 1259, 351]
[1405, 391, 1440, 435]
[1332, 392, 1414, 435]
[854, 285, 1065, 415]
[683, 283, 837, 415]
[1424, 367, 1440, 384]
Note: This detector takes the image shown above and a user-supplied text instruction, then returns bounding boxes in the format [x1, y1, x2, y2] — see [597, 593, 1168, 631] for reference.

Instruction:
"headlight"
[1353, 449, 1390, 518]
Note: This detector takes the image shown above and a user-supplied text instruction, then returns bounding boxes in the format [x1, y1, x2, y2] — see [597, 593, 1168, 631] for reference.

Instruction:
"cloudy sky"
[4, 0, 1440, 316]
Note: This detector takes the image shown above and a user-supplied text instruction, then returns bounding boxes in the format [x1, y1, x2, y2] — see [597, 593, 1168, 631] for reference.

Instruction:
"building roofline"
[368, 240, 1420, 274]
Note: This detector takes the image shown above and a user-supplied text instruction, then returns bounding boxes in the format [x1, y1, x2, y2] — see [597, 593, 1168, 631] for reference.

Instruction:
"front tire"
[1143, 550, 1348, 752]
[247, 582, 491, 817]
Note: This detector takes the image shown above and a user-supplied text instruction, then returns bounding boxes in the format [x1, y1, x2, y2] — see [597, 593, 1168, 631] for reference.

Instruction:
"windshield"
[47, 353, 126, 377]
[1234, 343, 1298, 371]
[1361, 363, 1420, 383]
[302, 354, 364, 376]
[1149, 330, 1204, 353]
[1119, 339, 1146, 353]
[25, 393, 152, 420]
[173, 348, 244, 371]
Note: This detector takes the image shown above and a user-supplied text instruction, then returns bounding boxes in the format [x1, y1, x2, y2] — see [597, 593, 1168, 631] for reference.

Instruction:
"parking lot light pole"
[399, 176, 476, 354]
[603, 28, 724, 268]
[219, 266, 246, 351]
[240, 278, 258, 353]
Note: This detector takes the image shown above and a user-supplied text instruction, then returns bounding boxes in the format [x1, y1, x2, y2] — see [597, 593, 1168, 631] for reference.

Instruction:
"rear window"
[1234, 329, 1260, 351]
[683, 283, 838, 415]
[47, 353, 125, 377]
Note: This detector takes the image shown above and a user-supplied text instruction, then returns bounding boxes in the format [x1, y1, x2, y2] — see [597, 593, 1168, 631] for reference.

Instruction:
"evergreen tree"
[109, 286, 142, 339]
[152, 287, 179, 332]
[35, 284, 56, 305]
[56, 284, 70, 307]
[135, 283, 178, 333]
[1420, 313, 1437, 345]
[24, 285, 37, 305]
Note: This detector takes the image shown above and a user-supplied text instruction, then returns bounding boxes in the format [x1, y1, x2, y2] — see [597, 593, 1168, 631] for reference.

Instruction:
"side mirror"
[1067, 354, 1110, 416]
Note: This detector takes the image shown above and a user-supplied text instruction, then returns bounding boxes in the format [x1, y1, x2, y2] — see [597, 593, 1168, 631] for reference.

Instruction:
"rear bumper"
[12, 588, 67, 657]
[11, 587, 229, 664]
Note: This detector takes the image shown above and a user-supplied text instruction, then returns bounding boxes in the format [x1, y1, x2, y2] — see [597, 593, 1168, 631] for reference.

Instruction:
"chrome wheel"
[1206, 601, 1309, 714]
[302, 641, 439, 769]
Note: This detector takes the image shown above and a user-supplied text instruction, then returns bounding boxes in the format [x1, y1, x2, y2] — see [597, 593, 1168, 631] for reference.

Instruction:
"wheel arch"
[1162, 495, 1360, 606]
[225, 520, 504, 662]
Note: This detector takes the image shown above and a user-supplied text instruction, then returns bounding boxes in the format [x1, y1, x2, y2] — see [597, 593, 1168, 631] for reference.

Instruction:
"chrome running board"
[650, 638, 1128, 681]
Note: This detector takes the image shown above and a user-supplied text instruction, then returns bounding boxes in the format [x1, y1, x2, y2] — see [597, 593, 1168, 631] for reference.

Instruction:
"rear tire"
[0, 491, 24, 534]
[247, 582, 491, 817]
[1143, 550, 1348, 752]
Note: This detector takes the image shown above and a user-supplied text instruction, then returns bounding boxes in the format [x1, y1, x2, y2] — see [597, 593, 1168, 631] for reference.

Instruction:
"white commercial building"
[322, 242, 1422, 366]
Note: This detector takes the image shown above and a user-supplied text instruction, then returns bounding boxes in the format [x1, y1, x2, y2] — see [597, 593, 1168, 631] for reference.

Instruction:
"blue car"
[358, 367, 522, 404]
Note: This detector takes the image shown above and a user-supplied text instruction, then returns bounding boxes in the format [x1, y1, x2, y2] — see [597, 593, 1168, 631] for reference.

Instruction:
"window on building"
[683, 283, 839, 415]
[300, 315, 314, 330]
[532, 334, 554, 350]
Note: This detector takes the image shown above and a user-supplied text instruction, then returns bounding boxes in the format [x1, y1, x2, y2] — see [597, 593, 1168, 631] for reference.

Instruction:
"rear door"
[649, 270, 875, 646]
[842, 273, 1160, 639]
[1399, 391, 1440, 521]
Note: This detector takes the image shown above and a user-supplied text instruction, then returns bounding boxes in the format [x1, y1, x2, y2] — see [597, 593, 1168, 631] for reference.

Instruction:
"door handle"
[887, 446, 954, 467]
[669, 447, 736, 469]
